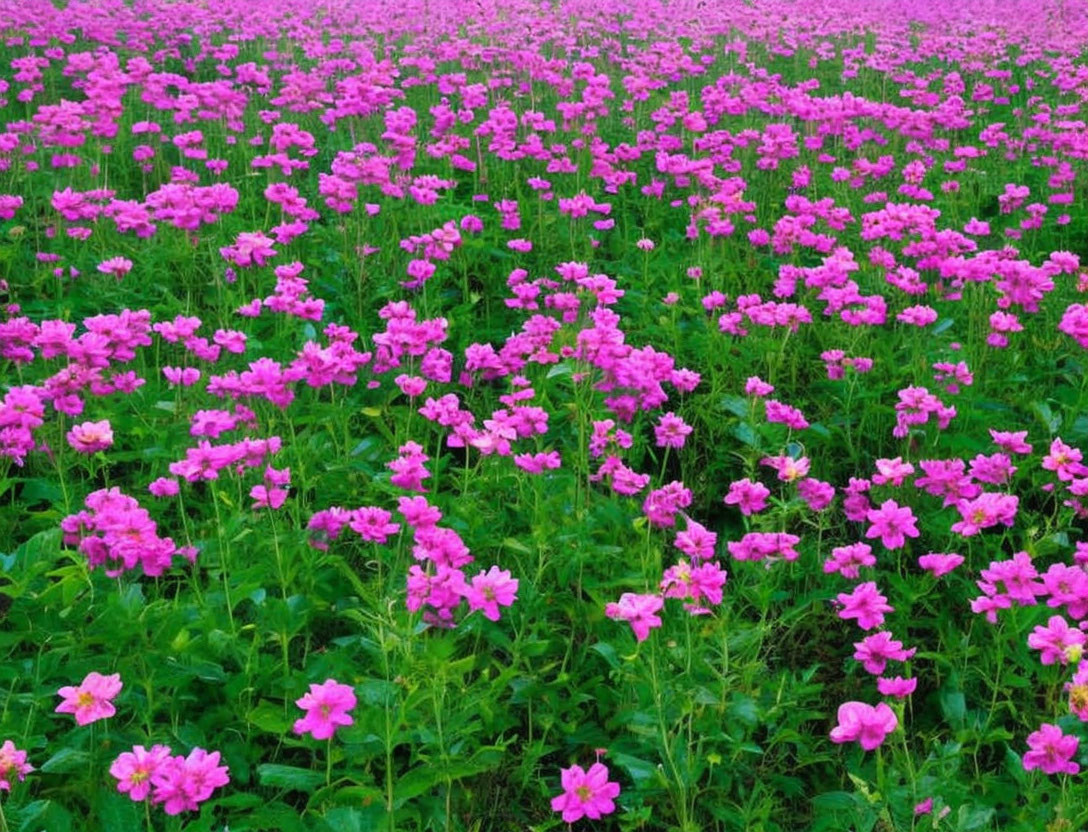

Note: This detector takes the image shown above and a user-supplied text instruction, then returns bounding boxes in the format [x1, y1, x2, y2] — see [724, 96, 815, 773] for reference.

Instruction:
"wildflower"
[1022, 724, 1079, 775]
[111, 745, 172, 801]
[97, 256, 133, 279]
[150, 748, 230, 814]
[918, 553, 964, 578]
[864, 500, 919, 550]
[1028, 616, 1085, 666]
[293, 679, 357, 740]
[0, 741, 32, 791]
[550, 762, 621, 823]
[66, 419, 114, 453]
[56, 672, 123, 726]
[836, 582, 894, 630]
[829, 701, 898, 750]
[853, 631, 916, 675]
[460, 566, 519, 621]
[1066, 662, 1088, 720]
[605, 593, 664, 642]
[824, 543, 876, 579]
[877, 676, 918, 698]
[654, 412, 693, 449]
[724, 478, 770, 515]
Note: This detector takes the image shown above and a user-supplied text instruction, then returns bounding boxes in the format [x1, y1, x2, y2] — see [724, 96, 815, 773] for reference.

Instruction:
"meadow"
[1, 0, 1087, 828]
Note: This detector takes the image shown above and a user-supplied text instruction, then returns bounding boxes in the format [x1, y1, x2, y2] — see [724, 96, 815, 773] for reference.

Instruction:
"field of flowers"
[2, 0, 1088, 828]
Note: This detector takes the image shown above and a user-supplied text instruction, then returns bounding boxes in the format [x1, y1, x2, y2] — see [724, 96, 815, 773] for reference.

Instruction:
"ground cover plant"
[2, 0, 1088, 828]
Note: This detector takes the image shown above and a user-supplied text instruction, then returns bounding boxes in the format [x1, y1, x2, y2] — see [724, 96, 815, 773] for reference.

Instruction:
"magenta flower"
[1028, 615, 1085, 666]
[864, 500, 919, 550]
[877, 676, 918, 699]
[829, 701, 898, 750]
[724, 478, 770, 515]
[461, 565, 519, 621]
[836, 582, 894, 630]
[1022, 724, 1080, 775]
[853, 631, 915, 675]
[0, 741, 33, 791]
[550, 762, 621, 822]
[150, 748, 230, 814]
[605, 593, 664, 642]
[66, 420, 114, 453]
[110, 744, 172, 802]
[292, 679, 357, 740]
[56, 672, 123, 726]
[918, 552, 964, 578]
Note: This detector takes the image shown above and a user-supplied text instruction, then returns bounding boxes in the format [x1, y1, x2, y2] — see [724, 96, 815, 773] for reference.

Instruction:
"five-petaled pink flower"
[56, 672, 123, 726]
[0, 740, 33, 792]
[864, 500, 920, 550]
[461, 565, 519, 621]
[836, 582, 894, 630]
[550, 762, 621, 822]
[829, 701, 898, 750]
[110, 744, 173, 802]
[605, 593, 664, 642]
[292, 679, 357, 740]
[1022, 723, 1079, 775]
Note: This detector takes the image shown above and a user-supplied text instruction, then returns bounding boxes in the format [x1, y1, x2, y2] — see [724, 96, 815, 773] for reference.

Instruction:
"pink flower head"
[150, 748, 230, 814]
[0, 741, 32, 792]
[1028, 615, 1086, 666]
[461, 565, 519, 621]
[1022, 724, 1080, 775]
[292, 679, 357, 740]
[56, 672, 123, 725]
[824, 542, 876, 579]
[864, 500, 919, 550]
[918, 552, 964, 578]
[66, 419, 114, 453]
[605, 593, 664, 642]
[836, 582, 894, 630]
[829, 701, 898, 750]
[111, 744, 172, 801]
[97, 256, 133, 279]
[724, 478, 770, 515]
[853, 631, 916, 675]
[550, 762, 621, 823]
[877, 676, 918, 698]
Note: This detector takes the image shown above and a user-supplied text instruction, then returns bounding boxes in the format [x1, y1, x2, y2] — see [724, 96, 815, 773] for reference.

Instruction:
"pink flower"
[150, 748, 230, 814]
[914, 797, 934, 816]
[654, 412, 693, 449]
[605, 593, 664, 642]
[0, 741, 32, 792]
[66, 419, 114, 453]
[97, 256, 133, 279]
[461, 566, 519, 621]
[853, 631, 915, 675]
[829, 701, 898, 750]
[1022, 724, 1079, 775]
[877, 676, 918, 698]
[918, 552, 964, 578]
[864, 500, 919, 550]
[56, 672, 123, 726]
[550, 762, 621, 822]
[724, 478, 770, 515]
[1028, 615, 1085, 666]
[836, 582, 894, 630]
[824, 543, 876, 579]
[292, 679, 357, 740]
[111, 744, 172, 801]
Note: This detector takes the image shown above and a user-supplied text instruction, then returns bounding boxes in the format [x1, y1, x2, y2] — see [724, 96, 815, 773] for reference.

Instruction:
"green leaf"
[257, 763, 327, 793]
[40, 748, 90, 774]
